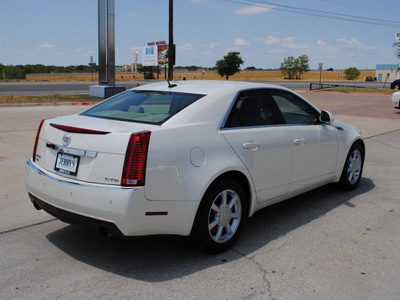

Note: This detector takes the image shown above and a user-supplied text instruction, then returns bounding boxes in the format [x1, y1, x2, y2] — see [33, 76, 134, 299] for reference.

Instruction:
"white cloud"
[233, 5, 273, 15]
[256, 36, 280, 45]
[234, 38, 249, 46]
[281, 36, 296, 43]
[256, 35, 310, 49]
[336, 37, 362, 47]
[130, 46, 141, 51]
[38, 43, 54, 48]
[317, 39, 327, 46]
[178, 43, 194, 52]
[76, 48, 95, 56]
[126, 12, 137, 17]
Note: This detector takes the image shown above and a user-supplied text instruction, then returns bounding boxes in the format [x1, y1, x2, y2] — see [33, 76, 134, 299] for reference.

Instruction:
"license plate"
[55, 153, 79, 176]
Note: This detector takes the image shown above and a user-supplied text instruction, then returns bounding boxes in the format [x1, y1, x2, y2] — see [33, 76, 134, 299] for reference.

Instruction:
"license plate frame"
[54, 152, 80, 176]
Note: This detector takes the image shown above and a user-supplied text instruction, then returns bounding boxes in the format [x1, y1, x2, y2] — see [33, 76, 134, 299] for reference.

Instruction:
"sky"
[1, 0, 400, 70]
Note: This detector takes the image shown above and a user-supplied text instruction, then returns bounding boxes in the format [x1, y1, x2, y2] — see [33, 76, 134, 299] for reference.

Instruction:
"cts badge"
[62, 133, 72, 146]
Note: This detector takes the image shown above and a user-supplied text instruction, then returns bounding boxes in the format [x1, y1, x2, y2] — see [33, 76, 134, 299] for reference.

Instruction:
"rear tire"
[338, 143, 364, 190]
[190, 179, 246, 253]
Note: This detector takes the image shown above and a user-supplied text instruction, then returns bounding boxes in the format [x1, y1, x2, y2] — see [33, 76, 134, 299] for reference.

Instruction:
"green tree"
[394, 42, 400, 59]
[281, 55, 310, 79]
[3, 66, 26, 79]
[296, 54, 310, 79]
[394, 42, 400, 71]
[344, 67, 360, 80]
[281, 56, 297, 79]
[216, 51, 244, 80]
[0, 63, 4, 79]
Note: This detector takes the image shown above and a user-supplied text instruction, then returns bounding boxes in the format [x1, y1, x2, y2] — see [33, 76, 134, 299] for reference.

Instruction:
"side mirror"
[320, 110, 335, 123]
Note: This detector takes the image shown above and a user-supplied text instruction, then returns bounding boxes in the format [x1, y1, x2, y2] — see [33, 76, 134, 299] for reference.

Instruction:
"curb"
[306, 90, 393, 96]
[0, 102, 99, 107]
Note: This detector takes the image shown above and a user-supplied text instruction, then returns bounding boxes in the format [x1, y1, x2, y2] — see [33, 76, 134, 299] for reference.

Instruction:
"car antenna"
[167, 80, 177, 88]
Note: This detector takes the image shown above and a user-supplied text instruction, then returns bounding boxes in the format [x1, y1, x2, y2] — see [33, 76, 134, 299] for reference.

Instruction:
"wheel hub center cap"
[219, 207, 232, 226]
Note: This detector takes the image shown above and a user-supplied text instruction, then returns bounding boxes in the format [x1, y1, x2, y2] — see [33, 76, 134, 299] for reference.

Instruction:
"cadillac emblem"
[62, 133, 72, 146]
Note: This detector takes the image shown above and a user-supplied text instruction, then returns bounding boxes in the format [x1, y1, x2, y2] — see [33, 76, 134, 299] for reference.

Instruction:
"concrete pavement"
[1, 93, 400, 299]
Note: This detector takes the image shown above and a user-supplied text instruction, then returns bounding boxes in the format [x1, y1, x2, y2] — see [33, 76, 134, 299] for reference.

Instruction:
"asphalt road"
[0, 81, 390, 96]
[1, 93, 400, 299]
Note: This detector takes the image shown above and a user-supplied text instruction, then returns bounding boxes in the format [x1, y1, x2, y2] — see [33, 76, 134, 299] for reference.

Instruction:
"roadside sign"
[396, 32, 400, 41]
[142, 45, 158, 66]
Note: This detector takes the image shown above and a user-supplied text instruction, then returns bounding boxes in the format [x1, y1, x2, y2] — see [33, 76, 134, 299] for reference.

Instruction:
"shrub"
[344, 67, 360, 80]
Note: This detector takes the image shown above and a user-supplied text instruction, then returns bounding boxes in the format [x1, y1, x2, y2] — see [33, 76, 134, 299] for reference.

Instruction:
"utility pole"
[168, 0, 174, 80]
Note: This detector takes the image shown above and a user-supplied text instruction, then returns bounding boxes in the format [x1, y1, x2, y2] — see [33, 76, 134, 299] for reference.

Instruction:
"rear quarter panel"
[144, 90, 254, 202]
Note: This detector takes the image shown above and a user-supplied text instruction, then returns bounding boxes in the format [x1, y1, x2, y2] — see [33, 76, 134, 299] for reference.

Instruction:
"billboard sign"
[156, 41, 169, 66]
[142, 45, 158, 66]
[396, 32, 400, 41]
[143, 41, 170, 66]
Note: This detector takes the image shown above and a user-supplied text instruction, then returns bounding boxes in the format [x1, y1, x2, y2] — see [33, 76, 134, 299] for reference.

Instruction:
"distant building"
[375, 64, 399, 82]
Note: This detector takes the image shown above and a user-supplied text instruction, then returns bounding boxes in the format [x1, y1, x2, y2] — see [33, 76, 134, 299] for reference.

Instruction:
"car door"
[221, 90, 292, 203]
[268, 90, 338, 192]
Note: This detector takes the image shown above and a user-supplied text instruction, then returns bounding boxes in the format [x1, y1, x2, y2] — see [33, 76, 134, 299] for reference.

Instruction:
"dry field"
[24, 70, 376, 83]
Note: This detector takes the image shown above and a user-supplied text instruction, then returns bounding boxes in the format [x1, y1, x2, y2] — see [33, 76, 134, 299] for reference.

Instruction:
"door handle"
[293, 138, 305, 145]
[243, 142, 260, 150]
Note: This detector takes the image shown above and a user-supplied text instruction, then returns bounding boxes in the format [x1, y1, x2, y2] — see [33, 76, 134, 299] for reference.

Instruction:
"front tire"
[191, 179, 246, 253]
[338, 143, 364, 190]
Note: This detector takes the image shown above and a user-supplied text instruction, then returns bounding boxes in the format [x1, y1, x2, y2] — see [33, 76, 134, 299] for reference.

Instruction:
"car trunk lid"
[34, 115, 157, 186]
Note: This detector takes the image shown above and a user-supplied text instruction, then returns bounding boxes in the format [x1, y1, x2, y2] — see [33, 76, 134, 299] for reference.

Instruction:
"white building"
[375, 64, 399, 82]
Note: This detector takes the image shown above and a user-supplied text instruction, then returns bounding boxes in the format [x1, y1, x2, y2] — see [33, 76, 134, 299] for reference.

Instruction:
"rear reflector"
[145, 211, 168, 216]
[33, 119, 45, 162]
[50, 123, 109, 134]
[121, 131, 151, 187]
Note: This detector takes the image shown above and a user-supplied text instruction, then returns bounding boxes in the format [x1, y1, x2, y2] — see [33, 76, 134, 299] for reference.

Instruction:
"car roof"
[132, 80, 287, 95]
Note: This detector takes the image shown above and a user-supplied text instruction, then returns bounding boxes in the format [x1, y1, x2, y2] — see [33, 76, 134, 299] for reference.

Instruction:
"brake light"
[33, 119, 45, 162]
[121, 131, 151, 187]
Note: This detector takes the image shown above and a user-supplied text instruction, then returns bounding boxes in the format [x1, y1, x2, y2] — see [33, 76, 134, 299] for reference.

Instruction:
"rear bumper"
[25, 159, 199, 237]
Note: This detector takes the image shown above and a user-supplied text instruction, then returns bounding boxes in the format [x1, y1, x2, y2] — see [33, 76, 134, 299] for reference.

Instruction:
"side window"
[270, 90, 319, 125]
[224, 90, 277, 128]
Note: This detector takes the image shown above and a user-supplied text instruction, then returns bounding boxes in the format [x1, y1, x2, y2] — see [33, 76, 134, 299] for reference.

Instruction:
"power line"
[319, 0, 400, 16]
[221, 0, 400, 28]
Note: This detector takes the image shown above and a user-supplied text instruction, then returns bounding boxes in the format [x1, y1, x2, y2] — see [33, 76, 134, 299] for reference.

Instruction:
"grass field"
[23, 70, 376, 83]
[1, 70, 390, 105]
[0, 94, 102, 105]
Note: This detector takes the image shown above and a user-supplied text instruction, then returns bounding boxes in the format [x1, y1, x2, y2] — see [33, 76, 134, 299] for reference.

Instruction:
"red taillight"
[33, 120, 45, 162]
[121, 131, 151, 187]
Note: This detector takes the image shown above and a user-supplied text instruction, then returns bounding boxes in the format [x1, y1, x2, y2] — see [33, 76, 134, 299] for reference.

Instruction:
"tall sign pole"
[107, 0, 115, 86]
[98, 0, 107, 84]
[91, 0, 125, 97]
[168, 0, 174, 80]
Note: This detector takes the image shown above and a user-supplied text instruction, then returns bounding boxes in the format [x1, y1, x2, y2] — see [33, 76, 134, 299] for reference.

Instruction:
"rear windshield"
[81, 90, 205, 125]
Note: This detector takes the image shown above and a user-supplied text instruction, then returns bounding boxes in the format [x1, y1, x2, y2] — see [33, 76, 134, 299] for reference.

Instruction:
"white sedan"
[26, 81, 365, 253]
[392, 91, 400, 109]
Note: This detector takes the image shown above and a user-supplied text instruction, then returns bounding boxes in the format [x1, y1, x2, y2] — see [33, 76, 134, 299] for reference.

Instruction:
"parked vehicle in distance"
[25, 81, 365, 253]
[392, 91, 400, 109]
[391, 79, 400, 90]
